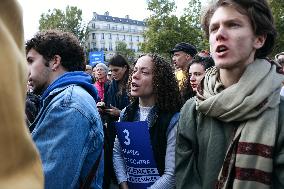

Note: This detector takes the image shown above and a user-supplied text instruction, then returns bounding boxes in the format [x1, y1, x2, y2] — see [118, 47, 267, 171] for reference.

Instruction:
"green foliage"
[116, 41, 135, 63]
[141, 0, 208, 58]
[269, 0, 284, 57]
[39, 6, 88, 45]
[142, 0, 284, 58]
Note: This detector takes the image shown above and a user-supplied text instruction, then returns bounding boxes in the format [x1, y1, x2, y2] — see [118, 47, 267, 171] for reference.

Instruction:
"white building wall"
[86, 12, 146, 60]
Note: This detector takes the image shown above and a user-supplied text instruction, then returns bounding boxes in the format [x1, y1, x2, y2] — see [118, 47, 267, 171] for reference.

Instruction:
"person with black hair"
[113, 54, 181, 189]
[188, 51, 214, 93]
[101, 54, 130, 189]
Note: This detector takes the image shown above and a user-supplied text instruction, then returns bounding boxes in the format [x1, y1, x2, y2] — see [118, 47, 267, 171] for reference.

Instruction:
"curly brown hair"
[25, 30, 85, 71]
[128, 53, 182, 113]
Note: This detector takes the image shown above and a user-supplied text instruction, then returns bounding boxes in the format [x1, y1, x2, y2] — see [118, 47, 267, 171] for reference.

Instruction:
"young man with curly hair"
[26, 30, 103, 189]
[176, 0, 284, 188]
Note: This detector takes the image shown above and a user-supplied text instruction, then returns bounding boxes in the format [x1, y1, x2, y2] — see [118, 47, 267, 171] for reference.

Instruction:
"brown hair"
[202, 0, 276, 58]
[26, 30, 85, 71]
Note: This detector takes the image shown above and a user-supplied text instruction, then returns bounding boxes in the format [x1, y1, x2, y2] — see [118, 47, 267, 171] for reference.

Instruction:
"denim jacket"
[31, 84, 104, 189]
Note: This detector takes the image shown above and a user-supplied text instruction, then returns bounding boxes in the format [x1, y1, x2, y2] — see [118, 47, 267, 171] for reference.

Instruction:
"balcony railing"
[89, 25, 144, 34]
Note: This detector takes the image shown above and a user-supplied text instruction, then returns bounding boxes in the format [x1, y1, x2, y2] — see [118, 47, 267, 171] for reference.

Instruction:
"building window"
[92, 42, 96, 49]
[129, 35, 132, 42]
[107, 24, 110, 29]
[123, 35, 126, 40]
[101, 33, 104, 39]
[109, 43, 113, 51]
[92, 33, 96, 39]
[122, 25, 125, 30]
[109, 33, 112, 39]
[137, 36, 140, 42]
[116, 34, 119, 40]
[92, 23, 95, 28]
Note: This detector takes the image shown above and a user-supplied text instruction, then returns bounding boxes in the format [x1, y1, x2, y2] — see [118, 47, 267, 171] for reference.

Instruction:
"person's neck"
[219, 57, 255, 88]
[219, 65, 248, 88]
[181, 64, 188, 72]
[139, 96, 155, 107]
[97, 78, 106, 83]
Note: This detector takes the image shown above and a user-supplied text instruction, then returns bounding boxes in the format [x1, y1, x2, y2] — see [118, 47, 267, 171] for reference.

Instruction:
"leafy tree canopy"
[116, 41, 135, 63]
[141, 0, 209, 58]
[39, 6, 88, 45]
[269, 0, 284, 57]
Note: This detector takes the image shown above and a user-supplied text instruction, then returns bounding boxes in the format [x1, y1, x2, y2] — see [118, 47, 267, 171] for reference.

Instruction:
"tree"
[116, 41, 135, 63]
[39, 6, 88, 45]
[141, 0, 178, 56]
[269, 0, 284, 57]
[141, 0, 208, 58]
[181, 0, 209, 51]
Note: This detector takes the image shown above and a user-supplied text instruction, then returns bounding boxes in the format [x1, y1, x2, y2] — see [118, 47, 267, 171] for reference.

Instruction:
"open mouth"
[131, 82, 139, 90]
[216, 45, 228, 54]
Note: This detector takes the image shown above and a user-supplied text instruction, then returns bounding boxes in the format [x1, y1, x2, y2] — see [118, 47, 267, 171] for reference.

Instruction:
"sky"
[17, 0, 193, 40]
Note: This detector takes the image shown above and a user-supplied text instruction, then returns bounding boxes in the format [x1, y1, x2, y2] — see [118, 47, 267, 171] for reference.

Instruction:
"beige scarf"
[196, 59, 284, 189]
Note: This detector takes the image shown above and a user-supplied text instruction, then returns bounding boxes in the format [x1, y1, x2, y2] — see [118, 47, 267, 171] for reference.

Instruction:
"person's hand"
[96, 101, 105, 114]
[105, 105, 121, 117]
[119, 182, 129, 189]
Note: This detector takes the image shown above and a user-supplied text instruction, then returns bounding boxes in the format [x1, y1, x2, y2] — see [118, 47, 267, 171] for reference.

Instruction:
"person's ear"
[186, 54, 193, 62]
[254, 34, 267, 49]
[123, 65, 128, 71]
[51, 55, 61, 71]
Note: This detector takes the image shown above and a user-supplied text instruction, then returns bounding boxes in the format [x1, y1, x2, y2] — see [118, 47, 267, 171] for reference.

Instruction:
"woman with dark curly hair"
[113, 54, 181, 189]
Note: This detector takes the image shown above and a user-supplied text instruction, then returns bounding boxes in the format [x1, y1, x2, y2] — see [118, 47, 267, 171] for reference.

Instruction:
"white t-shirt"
[139, 105, 153, 121]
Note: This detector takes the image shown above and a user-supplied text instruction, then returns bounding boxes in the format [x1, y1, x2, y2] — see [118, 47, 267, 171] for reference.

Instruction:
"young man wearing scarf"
[26, 30, 103, 189]
[175, 0, 284, 189]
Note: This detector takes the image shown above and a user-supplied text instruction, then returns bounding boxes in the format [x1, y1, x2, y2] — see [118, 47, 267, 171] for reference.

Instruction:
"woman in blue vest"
[113, 53, 182, 189]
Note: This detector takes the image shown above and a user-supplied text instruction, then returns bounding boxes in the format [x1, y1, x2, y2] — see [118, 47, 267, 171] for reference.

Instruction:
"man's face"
[172, 51, 192, 70]
[27, 48, 52, 95]
[209, 6, 265, 70]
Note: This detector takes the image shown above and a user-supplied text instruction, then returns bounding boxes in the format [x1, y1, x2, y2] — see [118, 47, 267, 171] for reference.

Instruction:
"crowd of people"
[3, 0, 284, 189]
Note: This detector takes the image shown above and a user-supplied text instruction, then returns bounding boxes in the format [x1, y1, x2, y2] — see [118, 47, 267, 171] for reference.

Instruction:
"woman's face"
[189, 63, 206, 92]
[95, 66, 107, 80]
[131, 56, 155, 103]
[109, 65, 127, 81]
